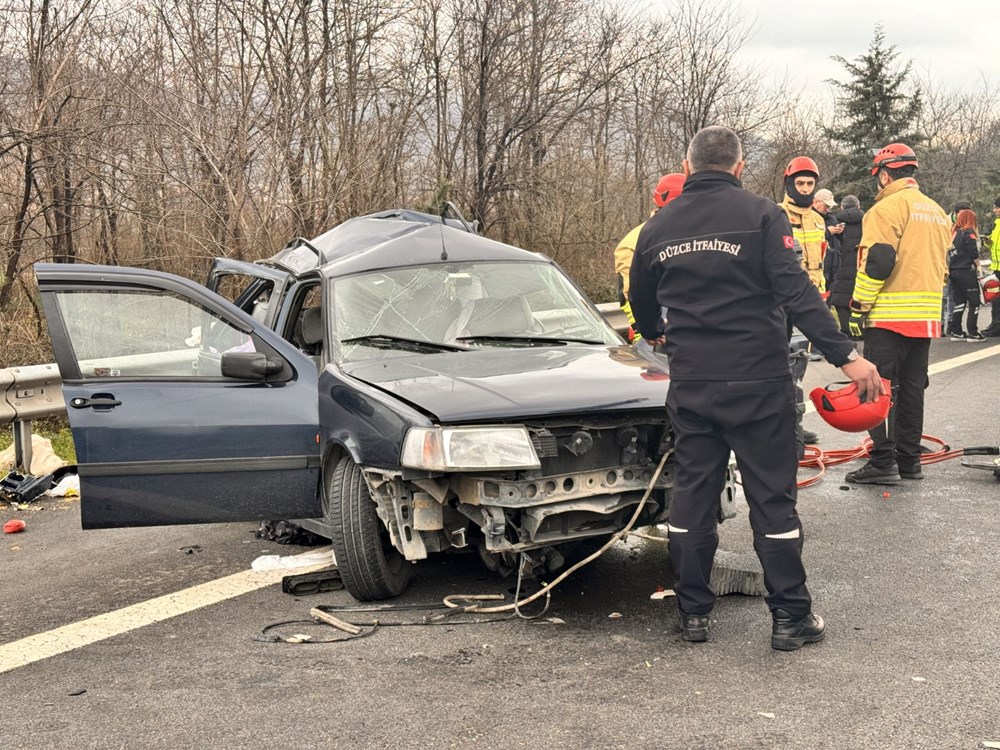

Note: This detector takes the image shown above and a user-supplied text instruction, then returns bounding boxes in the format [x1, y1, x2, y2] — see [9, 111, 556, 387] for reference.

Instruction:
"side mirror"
[221, 351, 284, 381]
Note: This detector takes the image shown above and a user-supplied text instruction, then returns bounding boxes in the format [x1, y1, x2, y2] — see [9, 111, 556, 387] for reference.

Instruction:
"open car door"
[35, 263, 322, 529]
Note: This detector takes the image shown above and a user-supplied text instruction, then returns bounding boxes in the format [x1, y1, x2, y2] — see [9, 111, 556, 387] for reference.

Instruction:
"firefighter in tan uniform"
[780, 157, 828, 291]
[845, 143, 951, 485]
[779, 156, 826, 447]
[614, 173, 684, 340]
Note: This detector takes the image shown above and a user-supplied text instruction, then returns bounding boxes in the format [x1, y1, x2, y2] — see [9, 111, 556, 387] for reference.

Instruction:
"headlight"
[401, 426, 541, 471]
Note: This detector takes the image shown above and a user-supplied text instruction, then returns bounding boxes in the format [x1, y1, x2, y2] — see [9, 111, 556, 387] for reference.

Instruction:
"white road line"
[927, 343, 1000, 375]
[805, 343, 1000, 414]
[0, 549, 332, 675]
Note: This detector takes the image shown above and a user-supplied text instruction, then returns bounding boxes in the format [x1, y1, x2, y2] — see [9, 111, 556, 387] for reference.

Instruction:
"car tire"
[326, 454, 411, 601]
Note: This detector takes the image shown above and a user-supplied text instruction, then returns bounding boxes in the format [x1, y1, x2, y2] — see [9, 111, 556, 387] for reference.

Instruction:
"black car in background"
[35, 209, 680, 600]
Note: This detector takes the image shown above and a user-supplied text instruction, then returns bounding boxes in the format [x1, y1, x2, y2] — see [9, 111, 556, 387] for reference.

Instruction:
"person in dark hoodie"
[828, 195, 864, 337]
[815, 188, 844, 301]
[946, 208, 985, 341]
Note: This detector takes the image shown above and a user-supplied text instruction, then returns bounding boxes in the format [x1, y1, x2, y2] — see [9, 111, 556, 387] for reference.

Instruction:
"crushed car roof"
[267, 209, 547, 277]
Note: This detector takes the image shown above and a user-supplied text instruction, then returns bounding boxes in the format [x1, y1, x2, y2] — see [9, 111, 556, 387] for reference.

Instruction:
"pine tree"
[824, 26, 923, 204]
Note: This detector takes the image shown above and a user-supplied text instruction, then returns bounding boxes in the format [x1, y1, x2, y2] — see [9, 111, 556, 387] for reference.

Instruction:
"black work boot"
[678, 612, 710, 642]
[802, 430, 820, 445]
[897, 463, 924, 480]
[845, 462, 901, 485]
[771, 609, 825, 651]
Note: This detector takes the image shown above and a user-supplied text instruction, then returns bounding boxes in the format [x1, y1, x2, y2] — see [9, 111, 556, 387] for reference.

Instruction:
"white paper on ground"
[251, 548, 335, 571]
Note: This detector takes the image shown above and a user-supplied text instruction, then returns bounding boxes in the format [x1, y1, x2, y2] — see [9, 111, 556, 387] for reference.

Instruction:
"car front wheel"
[326, 454, 412, 601]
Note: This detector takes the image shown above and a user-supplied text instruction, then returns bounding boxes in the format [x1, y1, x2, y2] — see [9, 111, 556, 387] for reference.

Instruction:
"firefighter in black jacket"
[629, 126, 883, 650]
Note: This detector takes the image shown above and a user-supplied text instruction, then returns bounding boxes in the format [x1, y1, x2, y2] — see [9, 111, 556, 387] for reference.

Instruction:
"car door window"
[212, 274, 275, 322]
[53, 289, 253, 379]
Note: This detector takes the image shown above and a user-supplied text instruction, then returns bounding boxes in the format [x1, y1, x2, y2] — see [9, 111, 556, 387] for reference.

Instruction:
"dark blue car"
[35, 210, 678, 601]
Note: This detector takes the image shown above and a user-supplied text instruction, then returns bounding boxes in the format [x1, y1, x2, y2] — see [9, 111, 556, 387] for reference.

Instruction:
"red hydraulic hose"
[797, 434, 965, 488]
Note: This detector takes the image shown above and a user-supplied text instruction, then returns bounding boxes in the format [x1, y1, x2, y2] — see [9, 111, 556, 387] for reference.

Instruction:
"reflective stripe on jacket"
[780, 198, 827, 291]
[853, 178, 951, 337]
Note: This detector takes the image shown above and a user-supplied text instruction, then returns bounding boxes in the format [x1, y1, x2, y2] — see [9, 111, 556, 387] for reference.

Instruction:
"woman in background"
[947, 209, 985, 341]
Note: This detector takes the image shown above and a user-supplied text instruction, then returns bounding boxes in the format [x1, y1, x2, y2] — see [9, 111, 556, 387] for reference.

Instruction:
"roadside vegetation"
[0, 418, 76, 465]
[1, 0, 998, 369]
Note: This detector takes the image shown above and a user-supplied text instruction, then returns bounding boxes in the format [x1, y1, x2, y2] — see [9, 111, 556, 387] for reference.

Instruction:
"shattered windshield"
[331, 261, 618, 363]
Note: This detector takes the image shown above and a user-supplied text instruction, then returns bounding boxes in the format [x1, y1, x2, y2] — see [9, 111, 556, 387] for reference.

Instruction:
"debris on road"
[251, 548, 334, 571]
[3, 519, 25, 534]
[0, 471, 53, 504]
[255, 519, 326, 546]
[711, 549, 766, 596]
[757, 712, 776, 719]
[281, 568, 343, 596]
[45, 474, 80, 498]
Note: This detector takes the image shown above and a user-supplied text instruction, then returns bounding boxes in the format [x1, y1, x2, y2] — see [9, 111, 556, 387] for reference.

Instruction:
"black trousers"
[666, 377, 810, 618]
[861, 327, 930, 471]
[948, 270, 981, 335]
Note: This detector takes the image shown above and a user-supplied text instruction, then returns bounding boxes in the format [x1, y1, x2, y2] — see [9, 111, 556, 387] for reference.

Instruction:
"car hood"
[342, 345, 670, 422]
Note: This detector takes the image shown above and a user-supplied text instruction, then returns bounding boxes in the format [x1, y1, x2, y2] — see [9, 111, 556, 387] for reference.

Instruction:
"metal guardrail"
[595, 301, 628, 334]
[1, 363, 65, 473]
[1, 304, 628, 472]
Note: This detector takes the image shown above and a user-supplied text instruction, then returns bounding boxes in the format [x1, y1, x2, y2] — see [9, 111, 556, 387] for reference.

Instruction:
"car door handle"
[70, 396, 122, 409]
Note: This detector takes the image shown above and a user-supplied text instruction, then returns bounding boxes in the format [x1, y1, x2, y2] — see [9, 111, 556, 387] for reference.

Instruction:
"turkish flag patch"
[783, 235, 794, 249]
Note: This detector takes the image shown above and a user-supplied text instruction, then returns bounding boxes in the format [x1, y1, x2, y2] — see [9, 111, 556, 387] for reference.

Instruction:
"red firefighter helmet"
[652, 173, 685, 208]
[809, 379, 892, 433]
[784, 156, 819, 179]
[870, 143, 918, 174]
[982, 274, 1000, 304]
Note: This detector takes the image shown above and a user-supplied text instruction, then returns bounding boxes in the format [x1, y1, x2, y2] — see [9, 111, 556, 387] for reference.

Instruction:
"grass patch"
[0, 421, 77, 466]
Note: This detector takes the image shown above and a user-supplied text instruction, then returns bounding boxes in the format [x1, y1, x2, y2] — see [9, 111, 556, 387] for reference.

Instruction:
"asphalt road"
[2, 333, 999, 750]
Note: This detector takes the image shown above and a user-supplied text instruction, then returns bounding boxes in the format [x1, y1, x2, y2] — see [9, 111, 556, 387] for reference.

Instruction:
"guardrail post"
[13, 419, 33, 473]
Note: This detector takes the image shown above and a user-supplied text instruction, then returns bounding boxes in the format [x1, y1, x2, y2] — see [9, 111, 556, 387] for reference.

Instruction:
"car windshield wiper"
[340, 334, 469, 352]
[455, 335, 607, 346]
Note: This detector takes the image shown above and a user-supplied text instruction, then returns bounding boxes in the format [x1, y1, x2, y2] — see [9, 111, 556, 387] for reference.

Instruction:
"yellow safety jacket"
[614, 222, 646, 330]
[990, 217, 1000, 274]
[853, 178, 951, 337]
[780, 198, 827, 291]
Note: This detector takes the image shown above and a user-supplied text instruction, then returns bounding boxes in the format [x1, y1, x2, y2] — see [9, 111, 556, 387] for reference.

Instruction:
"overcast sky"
[726, 0, 998, 98]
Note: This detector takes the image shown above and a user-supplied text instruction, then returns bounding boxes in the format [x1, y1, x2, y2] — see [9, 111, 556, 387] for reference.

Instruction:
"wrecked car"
[35, 209, 687, 601]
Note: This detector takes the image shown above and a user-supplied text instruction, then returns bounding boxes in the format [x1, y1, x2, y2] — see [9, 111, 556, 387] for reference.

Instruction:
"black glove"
[848, 310, 866, 339]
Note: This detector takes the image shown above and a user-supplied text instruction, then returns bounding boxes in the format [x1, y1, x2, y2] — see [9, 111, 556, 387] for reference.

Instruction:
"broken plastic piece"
[650, 589, 676, 600]
[0, 471, 53, 504]
[281, 568, 343, 596]
[4, 519, 26, 534]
